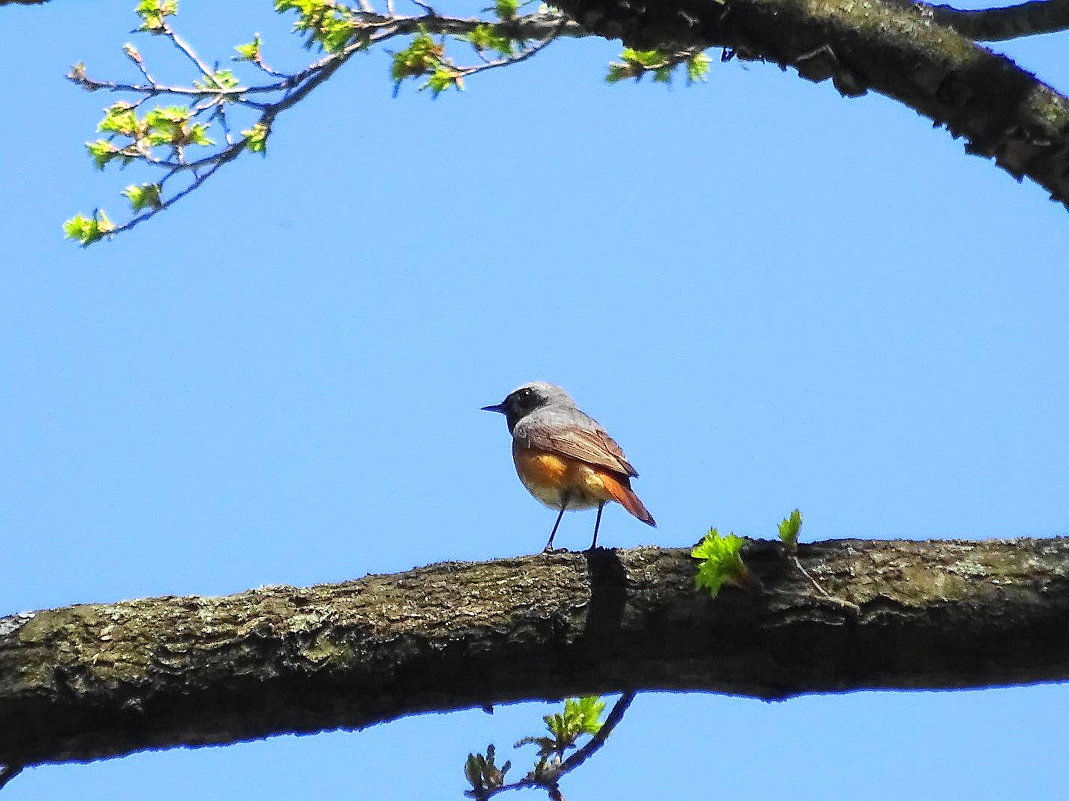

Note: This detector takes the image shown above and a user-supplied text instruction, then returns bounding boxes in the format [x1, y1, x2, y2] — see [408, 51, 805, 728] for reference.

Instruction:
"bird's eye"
[519, 388, 532, 398]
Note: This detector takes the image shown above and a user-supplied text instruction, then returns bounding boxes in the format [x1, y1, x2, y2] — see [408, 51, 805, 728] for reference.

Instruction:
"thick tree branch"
[1, 537, 1067, 770]
[553, 0, 1069, 208]
[928, 0, 1069, 41]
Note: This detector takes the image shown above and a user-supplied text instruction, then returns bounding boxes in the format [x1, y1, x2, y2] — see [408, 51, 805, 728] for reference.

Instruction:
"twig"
[162, 22, 218, 77]
[69, 7, 586, 242]
[925, 0, 1069, 41]
[455, 19, 566, 79]
[790, 554, 860, 613]
[468, 693, 637, 800]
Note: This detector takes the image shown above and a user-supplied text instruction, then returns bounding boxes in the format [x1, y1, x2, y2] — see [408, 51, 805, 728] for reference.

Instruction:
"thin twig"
[455, 19, 566, 79]
[465, 693, 638, 800]
[162, 23, 217, 77]
[790, 554, 860, 613]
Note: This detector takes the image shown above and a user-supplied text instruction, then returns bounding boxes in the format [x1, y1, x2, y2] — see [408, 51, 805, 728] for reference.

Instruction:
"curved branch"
[1, 537, 1066, 769]
[926, 0, 1069, 41]
[553, 0, 1069, 208]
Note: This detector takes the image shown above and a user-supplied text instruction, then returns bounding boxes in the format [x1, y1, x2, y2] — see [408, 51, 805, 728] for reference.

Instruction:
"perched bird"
[482, 381, 656, 551]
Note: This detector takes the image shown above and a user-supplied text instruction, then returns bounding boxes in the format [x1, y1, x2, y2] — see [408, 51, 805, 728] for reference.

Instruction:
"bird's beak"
[481, 402, 505, 414]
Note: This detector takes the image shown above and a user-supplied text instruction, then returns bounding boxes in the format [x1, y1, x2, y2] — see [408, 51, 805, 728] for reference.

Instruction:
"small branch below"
[925, 0, 1069, 41]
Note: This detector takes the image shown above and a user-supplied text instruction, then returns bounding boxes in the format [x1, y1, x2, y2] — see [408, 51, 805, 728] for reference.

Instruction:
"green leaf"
[391, 33, 444, 82]
[686, 52, 711, 83]
[234, 34, 263, 61]
[627, 48, 668, 68]
[135, 0, 178, 33]
[778, 509, 803, 551]
[274, 0, 356, 52]
[122, 183, 163, 212]
[422, 67, 464, 97]
[538, 696, 606, 754]
[242, 122, 270, 154]
[62, 210, 115, 247]
[97, 103, 139, 136]
[193, 69, 240, 91]
[493, 0, 521, 20]
[606, 48, 668, 84]
[86, 140, 120, 170]
[466, 23, 514, 56]
[186, 123, 214, 147]
[691, 529, 748, 597]
[563, 696, 605, 736]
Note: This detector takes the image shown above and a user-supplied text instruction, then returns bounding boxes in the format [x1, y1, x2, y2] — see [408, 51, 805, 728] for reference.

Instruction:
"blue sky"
[2, 1, 1067, 799]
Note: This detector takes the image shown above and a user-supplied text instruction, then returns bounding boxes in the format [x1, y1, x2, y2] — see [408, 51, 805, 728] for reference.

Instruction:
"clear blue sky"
[2, 1, 1067, 799]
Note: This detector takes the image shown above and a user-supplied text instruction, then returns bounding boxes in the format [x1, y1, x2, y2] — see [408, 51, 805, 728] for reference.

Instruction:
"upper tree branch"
[552, 0, 1069, 208]
[1, 537, 1067, 769]
[927, 0, 1069, 41]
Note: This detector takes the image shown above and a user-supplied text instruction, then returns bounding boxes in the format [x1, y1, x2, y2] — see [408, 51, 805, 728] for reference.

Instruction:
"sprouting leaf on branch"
[467, 23, 515, 56]
[193, 69, 240, 91]
[518, 696, 606, 761]
[242, 122, 270, 154]
[391, 32, 446, 82]
[465, 694, 630, 799]
[136, 0, 179, 33]
[607, 47, 711, 85]
[233, 34, 263, 62]
[464, 744, 511, 796]
[691, 529, 749, 597]
[122, 183, 163, 211]
[547, 696, 605, 741]
[493, 0, 521, 20]
[778, 509, 803, 553]
[62, 210, 116, 247]
[276, 0, 360, 53]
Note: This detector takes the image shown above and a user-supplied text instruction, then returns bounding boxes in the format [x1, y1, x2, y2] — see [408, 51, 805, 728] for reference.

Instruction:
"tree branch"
[926, 0, 1069, 41]
[552, 0, 1069, 208]
[0, 764, 22, 790]
[2, 537, 1067, 770]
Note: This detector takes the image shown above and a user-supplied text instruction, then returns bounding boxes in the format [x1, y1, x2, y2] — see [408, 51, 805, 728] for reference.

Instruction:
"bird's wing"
[520, 421, 639, 478]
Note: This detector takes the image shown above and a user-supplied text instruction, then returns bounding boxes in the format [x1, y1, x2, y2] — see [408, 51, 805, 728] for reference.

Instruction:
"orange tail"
[601, 473, 656, 527]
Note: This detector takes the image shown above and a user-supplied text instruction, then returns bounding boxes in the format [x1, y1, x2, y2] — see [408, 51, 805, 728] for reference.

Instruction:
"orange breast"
[511, 444, 612, 510]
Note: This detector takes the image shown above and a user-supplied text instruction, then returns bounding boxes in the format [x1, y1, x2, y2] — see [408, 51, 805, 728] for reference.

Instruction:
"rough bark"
[1, 537, 1067, 770]
[554, 0, 1069, 208]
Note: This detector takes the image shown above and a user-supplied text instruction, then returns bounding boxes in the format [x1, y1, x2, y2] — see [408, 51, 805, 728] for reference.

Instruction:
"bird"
[482, 381, 656, 551]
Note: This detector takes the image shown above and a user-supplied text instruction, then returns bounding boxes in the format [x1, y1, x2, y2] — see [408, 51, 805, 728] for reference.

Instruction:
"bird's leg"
[545, 493, 569, 552]
[589, 501, 605, 550]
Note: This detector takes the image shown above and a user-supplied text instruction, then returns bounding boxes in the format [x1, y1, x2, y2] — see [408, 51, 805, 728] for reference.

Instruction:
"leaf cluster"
[135, 0, 178, 33]
[464, 696, 608, 798]
[691, 529, 749, 597]
[606, 48, 710, 85]
[390, 32, 464, 96]
[778, 508, 803, 553]
[62, 211, 116, 247]
[275, 0, 362, 53]
[519, 696, 605, 766]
